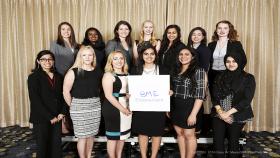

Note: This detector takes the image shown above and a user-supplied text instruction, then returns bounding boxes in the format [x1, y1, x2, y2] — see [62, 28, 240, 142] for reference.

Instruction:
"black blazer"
[208, 41, 247, 70]
[27, 70, 67, 124]
[158, 41, 186, 71]
[211, 73, 256, 121]
[195, 44, 211, 72]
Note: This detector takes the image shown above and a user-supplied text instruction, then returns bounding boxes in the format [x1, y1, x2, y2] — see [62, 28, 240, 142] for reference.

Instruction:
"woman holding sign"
[131, 44, 168, 158]
[170, 46, 207, 158]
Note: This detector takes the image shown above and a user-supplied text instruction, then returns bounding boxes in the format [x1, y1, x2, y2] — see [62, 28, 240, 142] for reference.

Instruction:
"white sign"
[128, 75, 170, 112]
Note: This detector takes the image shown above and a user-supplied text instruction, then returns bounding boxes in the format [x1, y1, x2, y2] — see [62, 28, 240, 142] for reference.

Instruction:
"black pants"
[208, 69, 224, 96]
[212, 117, 245, 158]
[33, 122, 62, 158]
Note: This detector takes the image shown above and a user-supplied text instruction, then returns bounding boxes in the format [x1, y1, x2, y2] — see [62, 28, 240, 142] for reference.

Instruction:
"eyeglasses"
[39, 58, 54, 62]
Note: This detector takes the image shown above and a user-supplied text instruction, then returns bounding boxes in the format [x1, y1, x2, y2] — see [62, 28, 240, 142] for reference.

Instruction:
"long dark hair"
[135, 44, 158, 74]
[160, 24, 182, 51]
[32, 50, 56, 72]
[113, 20, 133, 47]
[187, 27, 207, 47]
[56, 22, 78, 48]
[82, 27, 105, 50]
[172, 46, 199, 94]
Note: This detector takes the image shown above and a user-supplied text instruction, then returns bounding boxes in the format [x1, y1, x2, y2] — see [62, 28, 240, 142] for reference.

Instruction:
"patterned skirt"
[70, 97, 101, 138]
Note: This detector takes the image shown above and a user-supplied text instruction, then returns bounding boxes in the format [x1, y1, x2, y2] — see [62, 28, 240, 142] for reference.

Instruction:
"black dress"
[171, 68, 206, 129]
[102, 73, 132, 140]
[131, 66, 168, 136]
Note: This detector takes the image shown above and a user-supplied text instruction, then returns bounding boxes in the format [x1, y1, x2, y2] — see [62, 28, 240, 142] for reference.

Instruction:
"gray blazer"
[50, 41, 77, 75]
[105, 39, 132, 67]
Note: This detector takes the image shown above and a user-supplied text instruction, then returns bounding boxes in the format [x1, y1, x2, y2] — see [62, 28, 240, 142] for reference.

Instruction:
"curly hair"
[211, 20, 238, 42]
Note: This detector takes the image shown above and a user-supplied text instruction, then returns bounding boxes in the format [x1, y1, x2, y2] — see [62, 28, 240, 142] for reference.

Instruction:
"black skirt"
[171, 97, 197, 129]
[132, 111, 166, 136]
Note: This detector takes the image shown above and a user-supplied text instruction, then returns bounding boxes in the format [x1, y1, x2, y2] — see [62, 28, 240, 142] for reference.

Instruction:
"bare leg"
[138, 134, 149, 158]
[107, 140, 117, 158]
[116, 140, 125, 158]
[77, 138, 87, 158]
[184, 128, 196, 158]
[86, 137, 94, 158]
[174, 125, 186, 158]
[151, 136, 161, 158]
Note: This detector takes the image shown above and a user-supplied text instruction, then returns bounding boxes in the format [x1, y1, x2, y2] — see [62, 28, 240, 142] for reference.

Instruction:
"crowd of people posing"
[27, 20, 256, 158]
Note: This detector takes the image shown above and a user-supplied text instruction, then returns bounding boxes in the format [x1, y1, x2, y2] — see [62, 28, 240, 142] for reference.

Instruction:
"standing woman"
[50, 22, 79, 76]
[211, 52, 255, 158]
[187, 27, 211, 72]
[170, 47, 207, 158]
[63, 46, 103, 158]
[132, 20, 161, 63]
[102, 51, 132, 158]
[50, 22, 79, 134]
[158, 24, 186, 71]
[208, 20, 247, 95]
[27, 50, 66, 158]
[105, 21, 133, 68]
[187, 27, 211, 133]
[131, 44, 168, 158]
[82, 27, 106, 68]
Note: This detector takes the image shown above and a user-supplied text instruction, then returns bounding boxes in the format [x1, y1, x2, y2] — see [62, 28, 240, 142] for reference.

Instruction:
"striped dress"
[102, 73, 132, 140]
[69, 68, 103, 138]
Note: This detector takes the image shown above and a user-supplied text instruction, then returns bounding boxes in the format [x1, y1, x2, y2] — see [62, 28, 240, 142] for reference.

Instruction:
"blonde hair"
[70, 45, 96, 73]
[139, 20, 157, 46]
[104, 51, 128, 74]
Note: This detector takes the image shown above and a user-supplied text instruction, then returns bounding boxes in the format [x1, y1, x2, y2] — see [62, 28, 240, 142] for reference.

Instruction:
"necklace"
[143, 65, 156, 75]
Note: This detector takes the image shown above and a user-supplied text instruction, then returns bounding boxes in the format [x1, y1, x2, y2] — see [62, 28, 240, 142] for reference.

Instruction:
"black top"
[94, 47, 106, 69]
[211, 73, 256, 121]
[195, 44, 211, 72]
[158, 41, 186, 71]
[27, 70, 67, 123]
[208, 41, 247, 71]
[71, 67, 103, 98]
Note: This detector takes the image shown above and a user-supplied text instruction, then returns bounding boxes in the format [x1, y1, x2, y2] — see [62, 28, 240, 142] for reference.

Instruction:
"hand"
[126, 93, 131, 99]
[121, 108, 132, 116]
[169, 90, 174, 96]
[166, 112, 170, 118]
[219, 112, 230, 120]
[224, 116, 233, 124]
[187, 114, 196, 126]
[50, 117, 58, 124]
[57, 114, 65, 121]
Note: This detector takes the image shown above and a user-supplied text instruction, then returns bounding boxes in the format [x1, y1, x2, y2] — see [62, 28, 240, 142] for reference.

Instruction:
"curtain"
[167, 0, 280, 132]
[0, 0, 279, 132]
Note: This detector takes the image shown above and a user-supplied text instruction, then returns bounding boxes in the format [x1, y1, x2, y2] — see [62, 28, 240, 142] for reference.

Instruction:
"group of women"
[28, 20, 256, 158]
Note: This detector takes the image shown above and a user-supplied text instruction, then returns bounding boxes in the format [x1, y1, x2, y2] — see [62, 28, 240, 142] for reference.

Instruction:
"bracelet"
[216, 107, 223, 114]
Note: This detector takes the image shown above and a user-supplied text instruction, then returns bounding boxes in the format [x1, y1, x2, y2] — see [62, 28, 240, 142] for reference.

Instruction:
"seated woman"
[211, 52, 255, 158]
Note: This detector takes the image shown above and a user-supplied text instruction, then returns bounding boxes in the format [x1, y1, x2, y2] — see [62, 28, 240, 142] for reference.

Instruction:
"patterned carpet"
[0, 126, 279, 157]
